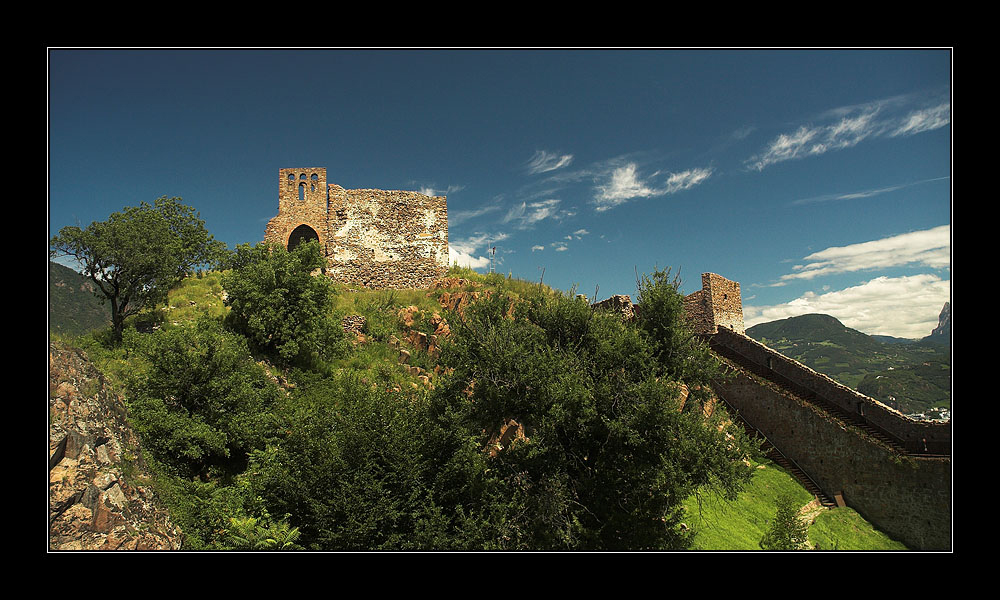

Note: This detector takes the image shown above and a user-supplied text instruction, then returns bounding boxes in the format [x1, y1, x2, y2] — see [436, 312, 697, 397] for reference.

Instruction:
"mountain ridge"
[746, 311, 950, 418]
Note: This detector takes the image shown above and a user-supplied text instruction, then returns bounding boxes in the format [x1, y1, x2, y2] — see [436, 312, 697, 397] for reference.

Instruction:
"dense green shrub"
[426, 275, 757, 550]
[222, 240, 347, 369]
[125, 317, 283, 478]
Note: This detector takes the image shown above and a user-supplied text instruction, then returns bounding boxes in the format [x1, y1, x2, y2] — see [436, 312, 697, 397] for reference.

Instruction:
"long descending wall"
[682, 273, 952, 550]
[264, 167, 449, 289]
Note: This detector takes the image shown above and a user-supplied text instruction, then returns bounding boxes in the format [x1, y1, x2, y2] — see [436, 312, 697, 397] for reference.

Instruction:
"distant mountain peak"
[930, 302, 950, 337]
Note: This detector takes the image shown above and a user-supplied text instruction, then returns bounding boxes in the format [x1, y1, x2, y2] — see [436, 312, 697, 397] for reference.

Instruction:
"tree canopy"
[50, 197, 226, 342]
[242, 272, 759, 550]
[221, 240, 346, 369]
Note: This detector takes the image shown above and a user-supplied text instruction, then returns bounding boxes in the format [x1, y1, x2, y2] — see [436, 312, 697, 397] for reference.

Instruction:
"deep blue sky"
[48, 49, 951, 338]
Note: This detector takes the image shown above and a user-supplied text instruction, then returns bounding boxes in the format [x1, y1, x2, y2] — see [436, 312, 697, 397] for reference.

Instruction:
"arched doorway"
[287, 224, 320, 252]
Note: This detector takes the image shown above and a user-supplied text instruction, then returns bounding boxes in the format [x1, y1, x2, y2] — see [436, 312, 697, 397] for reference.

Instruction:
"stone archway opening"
[287, 224, 320, 252]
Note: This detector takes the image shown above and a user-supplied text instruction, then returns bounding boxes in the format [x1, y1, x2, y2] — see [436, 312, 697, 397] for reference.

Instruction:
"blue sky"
[48, 49, 951, 339]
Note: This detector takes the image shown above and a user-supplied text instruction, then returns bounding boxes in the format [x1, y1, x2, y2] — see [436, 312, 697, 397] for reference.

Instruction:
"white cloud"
[527, 150, 574, 174]
[746, 99, 951, 171]
[417, 183, 465, 197]
[790, 176, 949, 206]
[890, 103, 951, 137]
[664, 167, 713, 194]
[449, 203, 501, 226]
[449, 232, 508, 270]
[593, 163, 713, 211]
[744, 274, 950, 339]
[531, 245, 545, 252]
[573, 228, 590, 236]
[504, 198, 562, 228]
[449, 246, 490, 269]
[777, 225, 950, 283]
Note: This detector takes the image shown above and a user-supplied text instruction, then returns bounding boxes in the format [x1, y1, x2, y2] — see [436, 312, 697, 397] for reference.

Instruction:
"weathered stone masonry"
[598, 273, 952, 550]
[681, 273, 951, 550]
[264, 167, 449, 288]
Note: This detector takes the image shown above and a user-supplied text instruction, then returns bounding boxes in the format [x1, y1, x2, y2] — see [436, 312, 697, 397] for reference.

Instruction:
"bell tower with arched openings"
[264, 166, 449, 288]
[265, 167, 330, 257]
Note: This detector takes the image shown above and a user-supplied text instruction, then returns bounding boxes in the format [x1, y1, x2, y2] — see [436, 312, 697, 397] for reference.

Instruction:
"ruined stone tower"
[683, 272, 745, 335]
[264, 167, 449, 288]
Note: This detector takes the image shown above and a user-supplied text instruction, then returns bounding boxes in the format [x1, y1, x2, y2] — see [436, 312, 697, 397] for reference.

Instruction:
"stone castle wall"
[710, 327, 951, 453]
[684, 273, 745, 335]
[264, 167, 449, 289]
[713, 370, 951, 550]
[682, 272, 951, 550]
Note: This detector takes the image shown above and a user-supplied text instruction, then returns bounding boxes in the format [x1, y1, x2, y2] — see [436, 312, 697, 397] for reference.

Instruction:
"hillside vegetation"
[747, 313, 950, 418]
[49, 261, 111, 336]
[55, 245, 908, 551]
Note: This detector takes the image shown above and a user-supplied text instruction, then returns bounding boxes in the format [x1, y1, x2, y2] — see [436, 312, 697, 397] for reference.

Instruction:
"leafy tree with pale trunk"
[49, 197, 226, 342]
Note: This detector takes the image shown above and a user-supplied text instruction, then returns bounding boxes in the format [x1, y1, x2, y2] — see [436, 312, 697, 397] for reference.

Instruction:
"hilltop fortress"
[264, 167, 449, 288]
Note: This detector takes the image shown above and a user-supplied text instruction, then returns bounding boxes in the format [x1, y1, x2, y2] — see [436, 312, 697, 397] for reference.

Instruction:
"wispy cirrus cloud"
[789, 176, 950, 206]
[771, 225, 950, 285]
[745, 273, 950, 339]
[449, 202, 502, 226]
[504, 198, 564, 228]
[526, 150, 574, 174]
[593, 163, 713, 212]
[746, 96, 951, 171]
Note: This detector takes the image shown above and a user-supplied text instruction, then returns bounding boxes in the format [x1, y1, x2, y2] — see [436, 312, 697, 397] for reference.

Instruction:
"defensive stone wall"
[710, 327, 951, 454]
[264, 167, 449, 289]
[684, 273, 745, 335]
[682, 272, 951, 550]
[713, 367, 951, 550]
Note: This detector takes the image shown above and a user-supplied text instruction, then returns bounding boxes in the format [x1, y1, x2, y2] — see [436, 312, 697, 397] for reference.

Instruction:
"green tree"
[125, 317, 283, 478]
[246, 371, 450, 550]
[759, 494, 811, 550]
[429, 276, 757, 550]
[222, 240, 346, 369]
[49, 197, 226, 342]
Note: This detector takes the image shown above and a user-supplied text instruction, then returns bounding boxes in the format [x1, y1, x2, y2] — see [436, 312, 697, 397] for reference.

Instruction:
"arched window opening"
[311, 173, 319, 181]
[287, 173, 294, 189]
[287, 224, 320, 252]
[299, 182, 306, 201]
[300, 173, 307, 180]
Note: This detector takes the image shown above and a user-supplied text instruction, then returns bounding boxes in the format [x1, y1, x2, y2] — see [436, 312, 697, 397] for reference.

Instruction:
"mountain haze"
[48, 261, 111, 336]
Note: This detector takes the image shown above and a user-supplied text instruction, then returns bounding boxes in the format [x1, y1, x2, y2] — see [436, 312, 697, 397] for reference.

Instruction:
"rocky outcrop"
[49, 342, 182, 550]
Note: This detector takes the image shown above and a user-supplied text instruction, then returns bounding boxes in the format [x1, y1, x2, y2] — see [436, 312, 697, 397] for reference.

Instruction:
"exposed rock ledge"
[49, 341, 182, 550]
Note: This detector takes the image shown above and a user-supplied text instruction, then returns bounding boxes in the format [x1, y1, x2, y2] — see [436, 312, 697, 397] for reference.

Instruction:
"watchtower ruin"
[683, 272, 745, 335]
[264, 167, 449, 288]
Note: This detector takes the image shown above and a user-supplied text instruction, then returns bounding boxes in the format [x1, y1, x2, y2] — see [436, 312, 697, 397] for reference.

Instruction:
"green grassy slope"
[682, 459, 908, 551]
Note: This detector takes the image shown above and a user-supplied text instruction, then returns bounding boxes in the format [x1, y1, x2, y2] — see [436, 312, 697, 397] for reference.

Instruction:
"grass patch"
[684, 460, 813, 550]
[809, 507, 908, 551]
[683, 458, 909, 551]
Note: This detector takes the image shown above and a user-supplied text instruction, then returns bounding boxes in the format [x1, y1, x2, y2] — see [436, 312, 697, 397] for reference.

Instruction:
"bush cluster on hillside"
[52, 199, 759, 550]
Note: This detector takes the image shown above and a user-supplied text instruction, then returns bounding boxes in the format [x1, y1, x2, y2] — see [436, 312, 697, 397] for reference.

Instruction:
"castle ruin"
[264, 167, 449, 288]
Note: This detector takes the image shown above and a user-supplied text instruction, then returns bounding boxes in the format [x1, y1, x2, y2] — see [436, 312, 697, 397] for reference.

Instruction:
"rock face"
[49, 342, 182, 550]
[930, 302, 951, 338]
